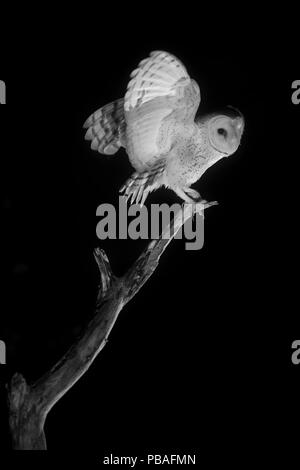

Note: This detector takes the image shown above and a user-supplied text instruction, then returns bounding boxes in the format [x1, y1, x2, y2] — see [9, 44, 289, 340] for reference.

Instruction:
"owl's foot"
[175, 186, 204, 203]
[190, 200, 218, 217]
[176, 187, 218, 216]
[184, 187, 202, 202]
[174, 187, 200, 203]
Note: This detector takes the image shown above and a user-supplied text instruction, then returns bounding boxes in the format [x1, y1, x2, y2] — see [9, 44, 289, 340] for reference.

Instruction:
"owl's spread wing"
[83, 99, 126, 154]
[124, 51, 201, 170]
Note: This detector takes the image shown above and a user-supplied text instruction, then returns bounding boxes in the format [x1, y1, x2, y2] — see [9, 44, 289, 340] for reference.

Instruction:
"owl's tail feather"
[120, 162, 165, 206]
[83, 99, 126, 155]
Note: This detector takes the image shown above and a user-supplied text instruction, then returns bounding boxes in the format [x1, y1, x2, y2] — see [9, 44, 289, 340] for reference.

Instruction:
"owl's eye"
[217, 128, 228, 138]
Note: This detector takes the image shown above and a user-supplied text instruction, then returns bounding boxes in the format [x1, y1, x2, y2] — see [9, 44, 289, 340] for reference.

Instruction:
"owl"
[84, 51, 244, 205]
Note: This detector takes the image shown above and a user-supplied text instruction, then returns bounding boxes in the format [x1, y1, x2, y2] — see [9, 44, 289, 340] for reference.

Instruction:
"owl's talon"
[191, 200, 218, 217]
[186, 189, 201, 201]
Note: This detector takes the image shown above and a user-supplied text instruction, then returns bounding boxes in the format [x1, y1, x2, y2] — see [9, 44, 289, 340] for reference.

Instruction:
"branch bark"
[7, 201, 215, 449]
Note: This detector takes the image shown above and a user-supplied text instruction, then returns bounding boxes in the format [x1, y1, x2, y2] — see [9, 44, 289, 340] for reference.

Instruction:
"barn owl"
[84, 51, 244, 205]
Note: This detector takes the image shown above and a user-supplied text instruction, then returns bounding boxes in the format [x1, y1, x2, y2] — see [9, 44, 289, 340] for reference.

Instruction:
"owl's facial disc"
[208, 115, 245, 156]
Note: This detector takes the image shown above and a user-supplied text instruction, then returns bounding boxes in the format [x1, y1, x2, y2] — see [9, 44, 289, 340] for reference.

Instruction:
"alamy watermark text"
[96, 197, 206, 250]
[0, 80, 6, 104]
[0, 340, 6, 364]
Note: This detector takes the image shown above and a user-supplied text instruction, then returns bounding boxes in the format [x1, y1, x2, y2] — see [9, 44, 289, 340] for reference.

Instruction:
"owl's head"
[199, 107, 245, 156]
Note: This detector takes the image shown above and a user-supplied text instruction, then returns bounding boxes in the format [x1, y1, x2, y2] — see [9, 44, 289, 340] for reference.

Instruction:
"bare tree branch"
[7, 201, 215, 449]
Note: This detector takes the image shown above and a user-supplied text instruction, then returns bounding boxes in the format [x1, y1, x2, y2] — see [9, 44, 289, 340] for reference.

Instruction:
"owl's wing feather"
[83, 98, 126, 155]
[124, 51, 201, 170]
[125, 51, 192, 110]
[120, 158, 166, 205]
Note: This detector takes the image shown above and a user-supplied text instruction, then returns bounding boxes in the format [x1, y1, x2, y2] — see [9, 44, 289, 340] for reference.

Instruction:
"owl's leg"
[174, 187, 195, 203]
[175, 187, 217, 216]
[174, 187, 202, 203]
[184, 188, 206, 217]
[183, 187, 202, 202]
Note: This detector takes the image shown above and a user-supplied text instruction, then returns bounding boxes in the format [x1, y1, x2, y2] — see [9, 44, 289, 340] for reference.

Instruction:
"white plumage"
[84, 51, 244, 205]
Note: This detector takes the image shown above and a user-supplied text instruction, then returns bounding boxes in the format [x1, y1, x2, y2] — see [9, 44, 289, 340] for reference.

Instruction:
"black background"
[0, 14, 299, 467]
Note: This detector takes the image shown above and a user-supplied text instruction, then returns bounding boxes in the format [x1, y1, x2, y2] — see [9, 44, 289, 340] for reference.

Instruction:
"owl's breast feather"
[165, 126, 225, 187]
